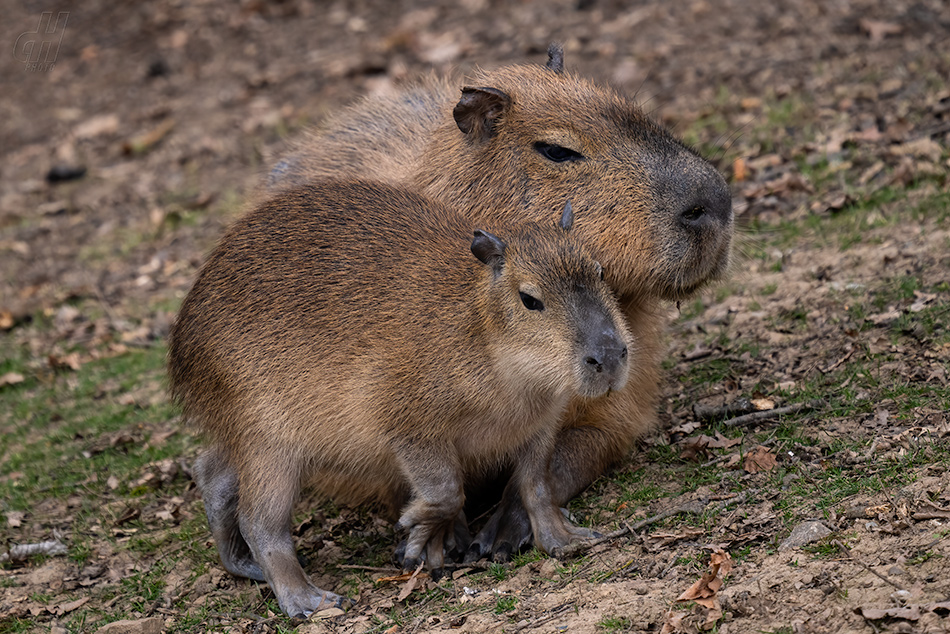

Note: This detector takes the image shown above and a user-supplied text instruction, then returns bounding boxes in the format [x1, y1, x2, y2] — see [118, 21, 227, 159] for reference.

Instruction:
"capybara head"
[421, 45, 733, 301]
[473, 201, 631, 399]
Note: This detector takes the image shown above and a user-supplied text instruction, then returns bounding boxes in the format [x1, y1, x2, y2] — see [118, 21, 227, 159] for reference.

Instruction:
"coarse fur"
[168, 181, 631, 616]
[267, 45, 734, 560]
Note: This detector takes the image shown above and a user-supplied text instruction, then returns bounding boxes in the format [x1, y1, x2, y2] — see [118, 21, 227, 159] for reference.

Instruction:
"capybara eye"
[534, 142, 584, 163]
[519, 291, 545, 311]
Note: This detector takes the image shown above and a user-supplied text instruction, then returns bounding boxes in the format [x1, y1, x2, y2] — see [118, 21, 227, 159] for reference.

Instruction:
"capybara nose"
[585, 344, 627, 374]
[677, 171, 732, 231]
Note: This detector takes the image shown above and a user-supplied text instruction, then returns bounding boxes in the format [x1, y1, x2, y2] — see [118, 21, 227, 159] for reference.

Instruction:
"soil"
[1, 0, 949, 633]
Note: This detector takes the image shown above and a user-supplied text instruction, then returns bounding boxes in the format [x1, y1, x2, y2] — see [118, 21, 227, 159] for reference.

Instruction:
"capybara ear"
[453, 87, 512, 142]
[559, 200, 574, 232]
[545, 42, 564, 73]
[471, 229, 507, 271]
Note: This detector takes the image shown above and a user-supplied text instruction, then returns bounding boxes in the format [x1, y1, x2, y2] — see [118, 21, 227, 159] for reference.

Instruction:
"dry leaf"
[6, 511, 25, 527]
[732, 157, 747, 182]
[680, 433, 742, 460]
[669, 421, 702, 436]
[54, 597, 89, 614]
[744, 446, 778, 473]
[660, 610, 687, 634]
[122, 118, 175, 155]
[0, 372, 25, 387]
[858, 18, 901, 42]
[74, 114, 119, 139]
[48, 352, 81, 371]
[750, 398, 775, 411]
[396, 571, 423, 602]
[676, 550, 733, 629]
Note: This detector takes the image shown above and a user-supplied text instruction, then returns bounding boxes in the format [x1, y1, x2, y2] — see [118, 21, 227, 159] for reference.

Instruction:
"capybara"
[168, 181, 631, 616]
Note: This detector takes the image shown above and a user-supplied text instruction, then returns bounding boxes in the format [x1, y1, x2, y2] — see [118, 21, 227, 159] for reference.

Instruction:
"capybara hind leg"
[466, 485, 531, 563]
[238, 459, 348, 618]
[193, 448, 265, 581]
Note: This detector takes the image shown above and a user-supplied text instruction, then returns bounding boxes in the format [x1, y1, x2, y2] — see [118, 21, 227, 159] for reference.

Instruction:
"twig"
[338, 564, 401, 573]
[513, 602, 575, 631]
[822, 348, 854, 374]
[721, 399, 821, 428]
[555, 497, 709, 559]
[693, 398, 754, 421]
[683, 347, 714, 362]
[834, 539, 905, 591]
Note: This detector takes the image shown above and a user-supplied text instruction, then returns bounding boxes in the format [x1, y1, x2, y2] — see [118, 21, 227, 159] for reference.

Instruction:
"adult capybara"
[267, 45, 733, 559]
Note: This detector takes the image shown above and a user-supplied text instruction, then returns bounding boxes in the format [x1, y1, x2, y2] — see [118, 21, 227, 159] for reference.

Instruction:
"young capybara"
[267, 45, 734, 559]
[168, 181, 632, 617]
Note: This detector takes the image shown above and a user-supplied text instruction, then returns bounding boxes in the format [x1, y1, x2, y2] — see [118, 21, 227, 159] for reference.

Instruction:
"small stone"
[778, 520, 832, 551]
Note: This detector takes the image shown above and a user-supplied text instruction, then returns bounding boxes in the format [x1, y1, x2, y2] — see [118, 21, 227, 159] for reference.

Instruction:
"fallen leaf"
[660, 610, 687, 634]
[48, 352, 81, 371]
[732, 157, 748, 182]
[889, 137, 943, 162]
[750, 398, 775, 411]
[743, 446, 778, 473]
[122, 118, 175, 155]
[0, 372, 25, 387]
[676, 550, 733, 629]
[858, 18, 901, 42]
[54, 596, 89, 615]
[6, 511, 25, 527]
[867, 309, 901, 326]
[669, 421, 702, 437]
[74, 114, 119, 139]
[396, 571, 423, 602]
[680, 433, 741, 461]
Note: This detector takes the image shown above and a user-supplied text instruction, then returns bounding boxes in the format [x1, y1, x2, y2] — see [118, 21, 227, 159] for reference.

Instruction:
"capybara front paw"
[277, 584, 351, 618]
[537, 511, 601, 558]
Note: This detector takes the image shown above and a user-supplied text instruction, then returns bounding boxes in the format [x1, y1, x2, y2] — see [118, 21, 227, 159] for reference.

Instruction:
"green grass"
[598, 615, 633, 632]
[0, 344, 186, 514]
[493, 595, 518, 614]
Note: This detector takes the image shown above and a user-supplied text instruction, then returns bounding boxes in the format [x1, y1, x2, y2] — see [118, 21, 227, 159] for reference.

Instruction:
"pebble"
[779, 520, 832, 551]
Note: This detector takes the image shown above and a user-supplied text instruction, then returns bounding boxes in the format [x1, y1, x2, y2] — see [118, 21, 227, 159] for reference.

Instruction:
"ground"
[1, 0, 949, 633]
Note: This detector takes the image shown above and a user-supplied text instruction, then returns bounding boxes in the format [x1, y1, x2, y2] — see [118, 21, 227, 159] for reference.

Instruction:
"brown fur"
[268, 47, 733, 558]
[168, 181, 631, 616]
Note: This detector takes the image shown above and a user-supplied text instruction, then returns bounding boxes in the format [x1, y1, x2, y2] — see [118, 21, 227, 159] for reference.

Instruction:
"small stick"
[693, 398, 754, 421]
[721, 400, 821, 428]
[338, 564, 401, 573]
[834, 539, 905, 591]
[555, 498, 710, 559]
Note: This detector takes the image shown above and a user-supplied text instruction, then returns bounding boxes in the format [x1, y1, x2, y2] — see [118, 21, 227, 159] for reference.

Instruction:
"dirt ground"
[2, 0, 950, 633]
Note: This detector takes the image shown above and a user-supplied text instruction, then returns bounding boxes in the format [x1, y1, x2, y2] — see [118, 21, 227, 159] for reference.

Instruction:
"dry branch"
[721, 400, 821, 427]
